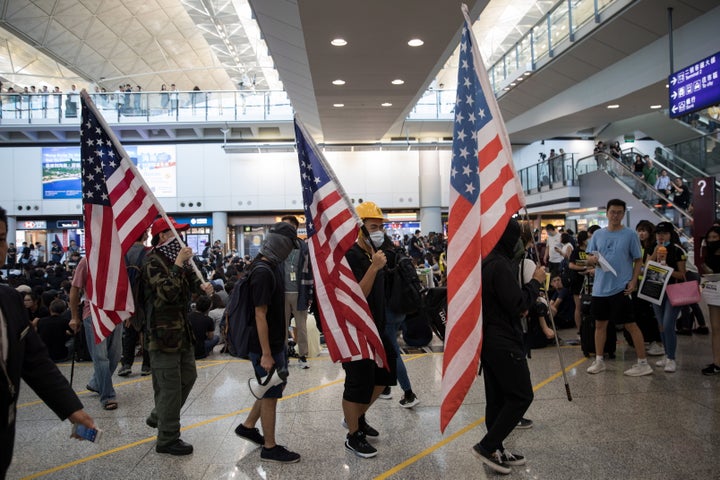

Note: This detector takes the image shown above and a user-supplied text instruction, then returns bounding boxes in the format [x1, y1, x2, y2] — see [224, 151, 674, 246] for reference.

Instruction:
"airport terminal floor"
[8, 328, 720, 480]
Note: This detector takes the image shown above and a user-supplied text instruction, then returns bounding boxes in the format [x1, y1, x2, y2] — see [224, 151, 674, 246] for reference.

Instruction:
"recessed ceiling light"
[650, 104, 662, 109]
[331, 38, 347, 46]
[509, 82, 516, 86]
[408, 38, 424, 47]
[607, 104, 620, 109]
[332, 79, 346, 86]
[333, 103, 344, 107]
[391, 79, 404, 85]
[381, 102, 392, 107]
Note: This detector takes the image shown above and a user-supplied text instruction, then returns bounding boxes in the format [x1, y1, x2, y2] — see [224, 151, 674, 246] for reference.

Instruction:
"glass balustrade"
[0, 90, 294, 124]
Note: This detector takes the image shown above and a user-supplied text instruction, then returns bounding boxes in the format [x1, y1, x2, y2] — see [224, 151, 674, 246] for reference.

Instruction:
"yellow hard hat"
[355, 201, 384, 221]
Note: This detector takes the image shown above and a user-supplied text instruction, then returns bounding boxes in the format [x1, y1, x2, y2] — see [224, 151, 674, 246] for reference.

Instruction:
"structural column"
[418, 149, 442, 234]
[212, 211, 228, 247]
[6, 216, 16, 248]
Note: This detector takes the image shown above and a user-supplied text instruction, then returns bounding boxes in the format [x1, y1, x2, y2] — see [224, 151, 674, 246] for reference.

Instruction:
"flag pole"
[523, 208, 573, 401]
[80, 90, 207, 285]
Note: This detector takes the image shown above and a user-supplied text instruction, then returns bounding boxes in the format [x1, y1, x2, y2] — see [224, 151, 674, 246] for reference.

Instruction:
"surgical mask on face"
[661, 240, 670, 247]
[369, 231, 385, 248]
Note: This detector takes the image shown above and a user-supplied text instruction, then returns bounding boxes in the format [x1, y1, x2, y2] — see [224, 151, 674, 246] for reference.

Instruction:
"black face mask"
[707, 240, 720, 255]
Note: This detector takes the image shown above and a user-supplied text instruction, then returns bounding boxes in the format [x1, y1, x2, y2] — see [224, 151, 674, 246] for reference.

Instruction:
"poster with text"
[638, 261, 674, 305]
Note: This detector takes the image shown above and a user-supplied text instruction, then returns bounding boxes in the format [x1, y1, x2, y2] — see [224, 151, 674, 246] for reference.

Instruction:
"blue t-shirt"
[587, 227, 641, 297]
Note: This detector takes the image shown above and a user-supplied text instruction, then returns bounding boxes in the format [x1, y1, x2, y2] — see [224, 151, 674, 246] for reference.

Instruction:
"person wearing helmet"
[341, 201, 397, 459]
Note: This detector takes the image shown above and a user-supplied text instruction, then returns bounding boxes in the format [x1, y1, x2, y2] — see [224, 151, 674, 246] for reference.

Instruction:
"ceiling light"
[509, 82, 516, 86]
[333, 103, 344, 107]
[650, 104, 662, 109]
[332, 79, 346, 86]
[408, 38, 424, 47]
[381, 102, 392, 107]
[391, 79, 404, 85]
[607, 104, 620, 109]
[331, 38, 347, 46]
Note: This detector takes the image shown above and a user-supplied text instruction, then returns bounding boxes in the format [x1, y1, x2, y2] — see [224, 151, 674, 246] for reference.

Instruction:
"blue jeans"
[385, 308, 412, 393]
[84, 316, 123, 405]
[652, 297, 680, 360]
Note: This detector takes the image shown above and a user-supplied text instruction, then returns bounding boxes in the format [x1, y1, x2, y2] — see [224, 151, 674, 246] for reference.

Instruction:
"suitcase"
[579, 280, 616, 358]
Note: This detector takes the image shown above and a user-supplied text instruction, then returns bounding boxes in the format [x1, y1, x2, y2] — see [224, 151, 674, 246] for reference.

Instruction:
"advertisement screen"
[42, 145, 177, 199]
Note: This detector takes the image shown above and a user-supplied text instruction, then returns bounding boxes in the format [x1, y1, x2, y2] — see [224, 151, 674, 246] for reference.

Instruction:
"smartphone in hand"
[72, 424, 102, 442]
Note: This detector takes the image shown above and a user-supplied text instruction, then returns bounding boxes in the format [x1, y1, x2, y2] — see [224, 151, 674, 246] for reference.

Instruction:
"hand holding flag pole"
[80, 90, 206, 286]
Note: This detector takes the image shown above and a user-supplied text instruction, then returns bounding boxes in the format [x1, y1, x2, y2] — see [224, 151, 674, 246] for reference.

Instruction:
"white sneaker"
[587, 360, 606, 374]
[656, 356, 667, 367]
[647, 342, 665, 356]
[624, 363, 653, 376]
[664, 359, 677, 373]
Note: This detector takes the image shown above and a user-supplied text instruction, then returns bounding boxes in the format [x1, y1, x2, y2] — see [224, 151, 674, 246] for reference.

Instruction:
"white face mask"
[369, 231, 385, 248]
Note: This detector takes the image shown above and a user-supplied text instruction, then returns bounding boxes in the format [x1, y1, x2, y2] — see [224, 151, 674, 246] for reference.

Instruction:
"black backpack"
[125, 246, 148, 331]
[224, 262, 274, 358]
[386, 249, 424, 314]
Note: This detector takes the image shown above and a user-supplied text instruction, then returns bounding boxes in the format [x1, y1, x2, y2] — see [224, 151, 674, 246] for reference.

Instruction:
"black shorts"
[342, 355, 397, 404]
[591, 292, 634, 324]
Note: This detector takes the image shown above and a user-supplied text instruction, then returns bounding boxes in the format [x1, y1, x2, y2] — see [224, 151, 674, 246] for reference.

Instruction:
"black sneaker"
[345, 430, 377, 458]
[141, 365, 151, 376]
[472, 443, 511, 474]
[399, 392, 420, 408]
[156, 439, 193, 456]
[516, 418, 533, 429]
[378, 386, 392, 399]
[260, 445, 300, 463]
[117, 365, 132, 377]
[501, 450, 526, 466]
[693, 326, 710, 335]
[235, 423, 265, 445]
[359, 415, 379, 437]
[702, 363, 720, 376]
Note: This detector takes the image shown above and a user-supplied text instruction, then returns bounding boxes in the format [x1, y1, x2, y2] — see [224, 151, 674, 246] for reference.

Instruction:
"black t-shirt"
[569, 247, 588, 288]
[248, 260, 285, 354]
[189, 311, 214, 358]
[37, 315, 70, 361]
[345, 244, 386, 331]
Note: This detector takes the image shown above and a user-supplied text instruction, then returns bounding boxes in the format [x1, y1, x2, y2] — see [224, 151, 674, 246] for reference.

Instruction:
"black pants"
[120, 325, 149, 369]
[479, 346, 533, 452]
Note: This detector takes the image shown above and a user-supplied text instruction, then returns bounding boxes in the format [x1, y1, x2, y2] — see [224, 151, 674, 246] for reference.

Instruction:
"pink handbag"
[666, 280, 701, 307]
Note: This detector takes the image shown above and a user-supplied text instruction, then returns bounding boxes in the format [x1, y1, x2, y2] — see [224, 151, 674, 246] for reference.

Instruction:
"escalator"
[575, 152, 692, 241]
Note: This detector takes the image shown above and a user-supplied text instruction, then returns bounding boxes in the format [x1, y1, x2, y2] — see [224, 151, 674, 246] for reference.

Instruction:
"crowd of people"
[527, 204, 717, 379]
[0, 82, 203, 119]
[3, 198, 720, 476]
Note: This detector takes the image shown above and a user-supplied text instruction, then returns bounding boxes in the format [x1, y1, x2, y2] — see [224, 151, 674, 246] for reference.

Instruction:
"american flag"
[294, 119, 387, 368]
[440, 13, 525, 433]
[80, 92, 159, 342]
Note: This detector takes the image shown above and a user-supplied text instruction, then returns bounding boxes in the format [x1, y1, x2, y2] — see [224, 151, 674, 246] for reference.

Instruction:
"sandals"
[103, 401, 118, 410]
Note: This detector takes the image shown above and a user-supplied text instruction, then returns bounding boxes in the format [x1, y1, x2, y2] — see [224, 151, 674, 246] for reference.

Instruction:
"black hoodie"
[482, 219, 542, 352]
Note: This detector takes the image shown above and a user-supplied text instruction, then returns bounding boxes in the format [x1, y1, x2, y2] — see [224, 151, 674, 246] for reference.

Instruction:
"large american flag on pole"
[294, 118, 387, 368]
[80, 92, 159, 342]
[440, 6, 525, 433]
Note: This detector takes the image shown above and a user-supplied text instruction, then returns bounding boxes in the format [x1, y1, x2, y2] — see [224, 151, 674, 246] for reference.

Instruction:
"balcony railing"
[0, 89, 294, 124]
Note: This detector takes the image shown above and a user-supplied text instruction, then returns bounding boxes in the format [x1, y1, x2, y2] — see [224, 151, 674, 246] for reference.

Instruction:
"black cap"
[655, 221, 674, 233]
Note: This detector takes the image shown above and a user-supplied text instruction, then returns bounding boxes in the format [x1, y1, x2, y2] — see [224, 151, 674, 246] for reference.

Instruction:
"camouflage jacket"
[142, 250, 204, 353]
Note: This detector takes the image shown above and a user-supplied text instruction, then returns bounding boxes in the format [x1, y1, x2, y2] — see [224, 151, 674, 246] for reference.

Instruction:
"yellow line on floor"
[20, 352, 433, 478]
[373, 356, 589, 480]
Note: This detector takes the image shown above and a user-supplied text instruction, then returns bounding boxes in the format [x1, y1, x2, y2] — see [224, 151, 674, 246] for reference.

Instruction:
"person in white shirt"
[543, 224, 563, 276]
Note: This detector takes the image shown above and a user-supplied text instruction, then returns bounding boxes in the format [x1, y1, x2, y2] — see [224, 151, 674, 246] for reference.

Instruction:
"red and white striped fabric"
[294, 119, 387, 368]
[440, 9, 525, 433]
[81, 92, 159, 342]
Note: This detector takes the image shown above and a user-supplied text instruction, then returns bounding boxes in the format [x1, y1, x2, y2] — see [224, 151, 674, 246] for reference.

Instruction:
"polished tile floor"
[8, 328, 720, 480]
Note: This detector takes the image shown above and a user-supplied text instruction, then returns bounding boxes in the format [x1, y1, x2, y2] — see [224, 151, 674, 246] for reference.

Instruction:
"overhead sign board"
[668, 51, 720, 118]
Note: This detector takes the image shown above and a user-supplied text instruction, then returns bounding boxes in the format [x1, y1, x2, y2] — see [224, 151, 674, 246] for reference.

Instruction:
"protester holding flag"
[342, 201, 397, 459]
[293, 119, 389, 458]
[143, 217, 213, 456]
[473, 219, 545, 473]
